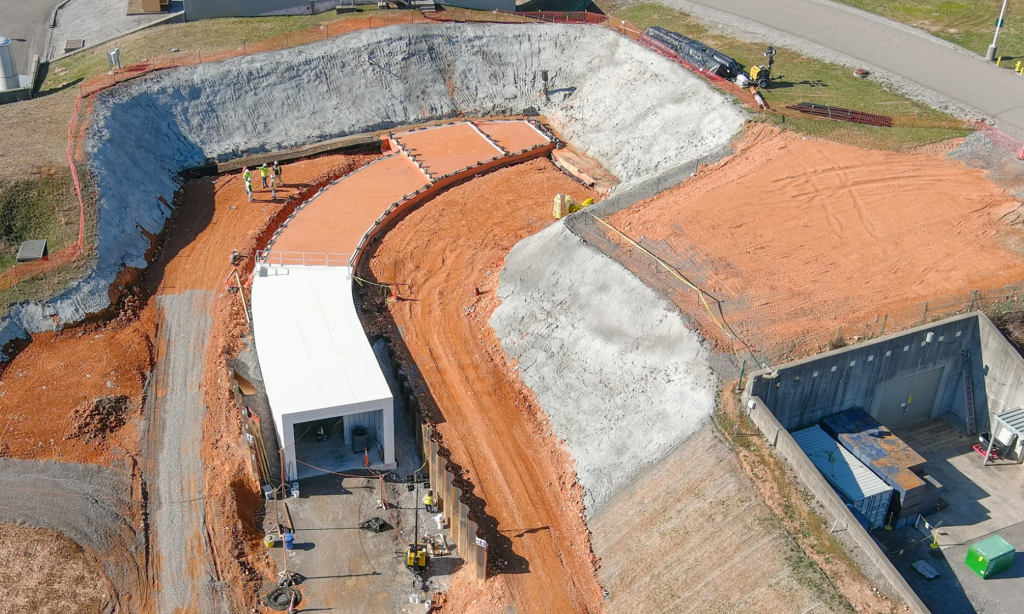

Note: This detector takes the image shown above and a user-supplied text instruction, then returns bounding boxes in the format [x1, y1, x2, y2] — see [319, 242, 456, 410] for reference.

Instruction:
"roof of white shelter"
[251, 265, 392, 422]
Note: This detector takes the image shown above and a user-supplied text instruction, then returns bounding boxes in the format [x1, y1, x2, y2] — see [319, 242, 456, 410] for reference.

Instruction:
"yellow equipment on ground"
[406, 543, 428, 572]
[747, 46, 776, 89]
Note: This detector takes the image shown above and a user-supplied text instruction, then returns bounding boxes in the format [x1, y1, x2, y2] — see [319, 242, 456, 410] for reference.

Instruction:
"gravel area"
[644, 0, 982, 121]
[145, 290, 226, 614]
[492, 223, 717, 516]
[949, 130, 1024, 199]
[0, 458, 146, 610]
[47, 0, 174, 61]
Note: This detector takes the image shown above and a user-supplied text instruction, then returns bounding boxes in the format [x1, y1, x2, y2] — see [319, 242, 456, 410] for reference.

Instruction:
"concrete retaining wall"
[184, 0, 336, 21]
[750, 313, 984, 432]
[749, 312, 1024, 437]
[741, 394, 931, 614]
[977, 314, 1024, 419]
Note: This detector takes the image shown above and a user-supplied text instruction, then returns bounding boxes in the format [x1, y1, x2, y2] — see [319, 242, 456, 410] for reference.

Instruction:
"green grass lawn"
[0, 169, 81, 271]
[40, 8, 382, 94]
[598, 1, 972, 150]
[835, 0, 1024, 65]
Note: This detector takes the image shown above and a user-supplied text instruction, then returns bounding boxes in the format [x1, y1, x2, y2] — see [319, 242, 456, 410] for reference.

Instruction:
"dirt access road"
[361, 158, 602, 614]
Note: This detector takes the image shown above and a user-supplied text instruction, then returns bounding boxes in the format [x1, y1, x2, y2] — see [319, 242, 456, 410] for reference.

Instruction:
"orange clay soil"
[608, 124, 1024, 353]
[149, 152, 380, 611]
[360, 157, 602, 614]
[0, 152, 377, 612]
[394, 123, 502, 177]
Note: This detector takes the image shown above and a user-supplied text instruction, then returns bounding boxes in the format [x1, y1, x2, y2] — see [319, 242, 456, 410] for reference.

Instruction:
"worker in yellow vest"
[423, 489, 436, 513]
[260, 163, 270, 188]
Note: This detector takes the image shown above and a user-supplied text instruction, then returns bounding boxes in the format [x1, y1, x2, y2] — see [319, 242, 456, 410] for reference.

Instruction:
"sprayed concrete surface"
[491, 223, 716, 516]
[0, 22, 744, 355]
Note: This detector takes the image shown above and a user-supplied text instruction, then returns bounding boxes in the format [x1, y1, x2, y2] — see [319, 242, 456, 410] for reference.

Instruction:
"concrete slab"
[292, 416, 385, 480]
[877, 519, 1024, 614]
[263, 404, 455, 613]
[394, 123, 501, 178]
[16, 239, 47, 262]
[474, 120, 550, 154]
[920, 440, 1024, 546]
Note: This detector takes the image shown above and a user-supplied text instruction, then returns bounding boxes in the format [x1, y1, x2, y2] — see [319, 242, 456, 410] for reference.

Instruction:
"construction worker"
[244, 175, 254, 203]
[273, 161, 283, 186]
[269, 170, 277, 200]
[260, 163, 270, 188]
[423, 489, 436, 513]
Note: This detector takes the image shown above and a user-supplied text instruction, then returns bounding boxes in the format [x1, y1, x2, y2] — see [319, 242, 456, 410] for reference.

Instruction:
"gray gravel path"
[650, 0, 1024, 137]
[146, 290, 226, 614]
[47, 0, 170, 60]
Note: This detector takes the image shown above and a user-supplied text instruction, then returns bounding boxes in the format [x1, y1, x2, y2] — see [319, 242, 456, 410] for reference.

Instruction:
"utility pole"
[988, 0, 1010, 61]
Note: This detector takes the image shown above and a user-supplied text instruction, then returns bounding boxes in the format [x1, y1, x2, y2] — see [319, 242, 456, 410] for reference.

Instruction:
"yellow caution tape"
[586, 211, 736, 351]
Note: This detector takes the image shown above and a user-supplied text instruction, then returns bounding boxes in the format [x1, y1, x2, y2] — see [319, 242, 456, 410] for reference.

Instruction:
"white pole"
[988, 0, 1010, 61]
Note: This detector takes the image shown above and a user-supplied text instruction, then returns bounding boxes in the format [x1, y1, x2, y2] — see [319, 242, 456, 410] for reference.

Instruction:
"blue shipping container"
[793, 426, 894, 529]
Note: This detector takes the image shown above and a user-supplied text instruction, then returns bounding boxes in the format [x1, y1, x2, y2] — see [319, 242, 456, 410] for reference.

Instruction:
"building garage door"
[876, 368, 943, 427]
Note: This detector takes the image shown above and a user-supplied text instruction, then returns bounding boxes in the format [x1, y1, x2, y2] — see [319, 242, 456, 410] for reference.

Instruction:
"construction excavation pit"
[4, 16, 1024, 614]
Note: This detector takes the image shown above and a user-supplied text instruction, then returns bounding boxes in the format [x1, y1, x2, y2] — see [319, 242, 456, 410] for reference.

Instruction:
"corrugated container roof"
[792, 426, 893, 500]
[996, 407, 1024, 438]
[821, 409, 926, 468]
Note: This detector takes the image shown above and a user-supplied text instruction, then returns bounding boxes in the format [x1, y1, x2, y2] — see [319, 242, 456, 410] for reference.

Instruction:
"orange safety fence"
[975, 120, 1024, 159]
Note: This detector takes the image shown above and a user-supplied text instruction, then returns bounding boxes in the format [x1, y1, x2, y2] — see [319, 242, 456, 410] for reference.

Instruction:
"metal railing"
[256, 250, 351, 267]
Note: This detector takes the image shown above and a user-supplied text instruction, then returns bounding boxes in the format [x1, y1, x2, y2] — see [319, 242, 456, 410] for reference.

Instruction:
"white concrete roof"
[251, 265, 392, 430]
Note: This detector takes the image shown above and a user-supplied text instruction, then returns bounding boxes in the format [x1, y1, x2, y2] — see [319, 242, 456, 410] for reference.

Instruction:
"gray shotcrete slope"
[0, 458, 147, 612]
[0, 22, 745, 357]
[491, 223, 718, 516]
[490, 224, 852, 612]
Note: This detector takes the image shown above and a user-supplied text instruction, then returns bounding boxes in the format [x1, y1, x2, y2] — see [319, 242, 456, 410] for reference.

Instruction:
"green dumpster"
[965, 535, 1015, 579]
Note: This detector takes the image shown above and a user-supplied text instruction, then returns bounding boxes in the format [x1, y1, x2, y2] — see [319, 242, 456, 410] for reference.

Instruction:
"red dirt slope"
[361, 158, 602, 614]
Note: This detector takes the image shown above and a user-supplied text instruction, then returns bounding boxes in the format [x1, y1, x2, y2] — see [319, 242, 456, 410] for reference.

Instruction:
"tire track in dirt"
[608, 125, 1024, 353]
[361, 158, 603, 614]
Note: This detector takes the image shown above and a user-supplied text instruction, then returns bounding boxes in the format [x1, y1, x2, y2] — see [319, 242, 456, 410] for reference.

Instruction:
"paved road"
[672, 0, 1024, 139]
[0, 0, 64, 73]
